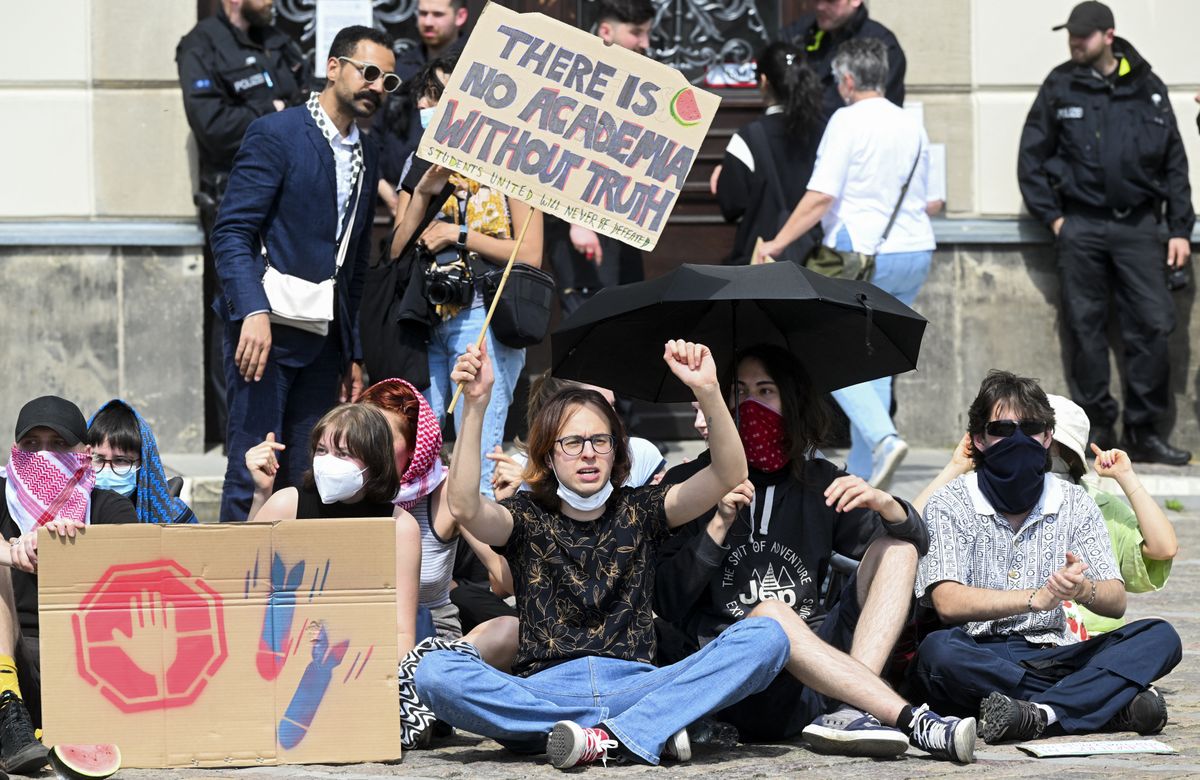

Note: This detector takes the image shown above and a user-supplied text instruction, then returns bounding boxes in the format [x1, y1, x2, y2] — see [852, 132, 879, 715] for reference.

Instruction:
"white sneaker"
[868, 435, 908, 490]
[802, 706, 910, 758]
[661, 727, 691, 762]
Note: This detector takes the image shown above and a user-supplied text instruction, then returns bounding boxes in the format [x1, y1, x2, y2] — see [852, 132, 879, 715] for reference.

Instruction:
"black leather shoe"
[1123, 427, 1192, 466]
[1090, 425, 1118, 452]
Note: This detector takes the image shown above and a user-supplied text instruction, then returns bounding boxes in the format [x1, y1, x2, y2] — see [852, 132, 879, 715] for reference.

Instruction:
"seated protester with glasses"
[390, 56, 544, 497]
[414, 340, 790, 769]
[245, 403, 422, 658]
[654, 345, 975, 763]
[912, 371, 1182, 744]
[87, 400, 196, 524]
[0, 396, 138, 774]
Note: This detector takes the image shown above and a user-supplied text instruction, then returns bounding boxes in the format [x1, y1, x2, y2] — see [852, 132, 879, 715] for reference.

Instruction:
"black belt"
[1063, 201, 1157, 222]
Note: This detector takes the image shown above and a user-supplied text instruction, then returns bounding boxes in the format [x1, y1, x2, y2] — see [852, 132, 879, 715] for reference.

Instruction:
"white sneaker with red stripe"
[547, 721, 619, 769]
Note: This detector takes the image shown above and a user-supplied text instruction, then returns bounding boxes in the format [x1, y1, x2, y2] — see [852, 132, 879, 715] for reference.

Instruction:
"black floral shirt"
[499, 484, 671, 677]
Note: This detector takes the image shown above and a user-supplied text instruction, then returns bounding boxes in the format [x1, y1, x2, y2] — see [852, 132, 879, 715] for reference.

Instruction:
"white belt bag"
[262, 172, 363, 337]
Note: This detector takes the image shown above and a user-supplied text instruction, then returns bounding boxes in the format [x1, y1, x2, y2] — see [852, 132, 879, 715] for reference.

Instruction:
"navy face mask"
[976, 430, 1049, 515]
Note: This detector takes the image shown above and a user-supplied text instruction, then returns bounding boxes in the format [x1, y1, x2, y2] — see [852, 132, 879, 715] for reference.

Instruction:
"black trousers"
[1056, 211, 1175, 428]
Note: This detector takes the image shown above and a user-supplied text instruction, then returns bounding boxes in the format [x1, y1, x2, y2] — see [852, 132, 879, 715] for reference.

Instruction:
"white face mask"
[419, 106, 436, 129]
[549, 461, 614, 512]
[312, 455, 366, 504]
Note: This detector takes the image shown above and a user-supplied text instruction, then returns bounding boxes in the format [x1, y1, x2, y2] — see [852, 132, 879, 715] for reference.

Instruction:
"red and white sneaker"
[547, 721, 619, 769]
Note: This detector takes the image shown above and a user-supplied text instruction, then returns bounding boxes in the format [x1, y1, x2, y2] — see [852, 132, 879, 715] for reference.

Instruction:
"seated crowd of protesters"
[6, 3, 1187, 773]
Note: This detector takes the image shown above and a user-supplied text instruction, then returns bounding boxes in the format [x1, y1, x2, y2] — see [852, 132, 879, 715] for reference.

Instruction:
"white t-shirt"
[807, 97, 936, 255]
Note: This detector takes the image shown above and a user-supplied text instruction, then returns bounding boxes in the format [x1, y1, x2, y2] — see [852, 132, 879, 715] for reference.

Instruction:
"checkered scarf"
[89, 400, 194, 524]
[4, 446, 94, 534]
[371, 378, 447, 511]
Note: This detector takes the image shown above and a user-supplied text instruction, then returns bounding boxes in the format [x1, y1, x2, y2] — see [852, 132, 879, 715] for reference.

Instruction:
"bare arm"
[757, 190, 835, 261]
[394, 511, 421, 657]
[929, 580, 1042, 625]
[389, 165, 450, 259]
[446, 343, 515, 546]
[1091, 444, 1178, 561]
[251, 487, 299, 523]
[912, 433, 973, 514]
[661, 341, 748, 527]
[460, 527, 515, 598]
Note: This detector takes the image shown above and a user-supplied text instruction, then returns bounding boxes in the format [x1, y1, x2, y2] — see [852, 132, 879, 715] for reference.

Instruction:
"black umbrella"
[551, 262, 927, 402]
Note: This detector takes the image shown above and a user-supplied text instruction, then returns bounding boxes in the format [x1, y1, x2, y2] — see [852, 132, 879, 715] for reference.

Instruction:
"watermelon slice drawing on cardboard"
[669, 87, 702, 127]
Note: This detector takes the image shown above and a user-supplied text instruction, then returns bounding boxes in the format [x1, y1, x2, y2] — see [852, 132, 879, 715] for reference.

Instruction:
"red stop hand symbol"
[72, 560, 228, 713]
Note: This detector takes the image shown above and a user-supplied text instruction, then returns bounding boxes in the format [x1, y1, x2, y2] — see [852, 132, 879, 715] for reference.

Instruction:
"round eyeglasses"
[555, 434, 615, 457]
[338, 57, 402, 92]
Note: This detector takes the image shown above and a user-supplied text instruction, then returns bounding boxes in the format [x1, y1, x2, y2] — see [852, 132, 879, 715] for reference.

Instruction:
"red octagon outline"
[71, 559, 228, 713]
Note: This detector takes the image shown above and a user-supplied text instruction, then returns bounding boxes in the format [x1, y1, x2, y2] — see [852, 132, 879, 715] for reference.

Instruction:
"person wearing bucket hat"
[1045, 394, 1177, 640]
[1019, 1, 1195, 465]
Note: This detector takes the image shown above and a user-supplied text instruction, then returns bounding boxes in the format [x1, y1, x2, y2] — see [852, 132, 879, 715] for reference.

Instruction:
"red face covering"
[738, 398, 789, 473]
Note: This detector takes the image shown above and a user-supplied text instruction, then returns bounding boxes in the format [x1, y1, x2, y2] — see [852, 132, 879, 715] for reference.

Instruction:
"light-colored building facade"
[1, 0, 1198, 453]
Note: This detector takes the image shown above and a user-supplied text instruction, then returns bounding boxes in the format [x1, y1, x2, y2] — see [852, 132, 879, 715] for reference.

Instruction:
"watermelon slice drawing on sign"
[669, 87, 702, 127]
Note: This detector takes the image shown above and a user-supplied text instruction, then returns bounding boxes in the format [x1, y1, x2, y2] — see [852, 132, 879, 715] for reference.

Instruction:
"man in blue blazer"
[211, 25, 397, 520]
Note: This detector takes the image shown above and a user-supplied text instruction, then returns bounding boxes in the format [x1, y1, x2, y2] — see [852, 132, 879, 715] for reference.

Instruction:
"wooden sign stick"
[447, 206, 538, 415]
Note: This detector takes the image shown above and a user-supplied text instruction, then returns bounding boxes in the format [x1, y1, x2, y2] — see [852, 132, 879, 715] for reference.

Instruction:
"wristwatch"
[456, 223, 469, 250]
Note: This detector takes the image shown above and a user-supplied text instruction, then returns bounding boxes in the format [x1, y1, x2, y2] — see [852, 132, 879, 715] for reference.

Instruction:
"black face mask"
[976, 430, 1049, 515]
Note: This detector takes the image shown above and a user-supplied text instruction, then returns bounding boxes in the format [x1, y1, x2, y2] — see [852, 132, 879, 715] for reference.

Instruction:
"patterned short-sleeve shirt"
[916, 473, 1120, 646]
[499, 484, 671, 677]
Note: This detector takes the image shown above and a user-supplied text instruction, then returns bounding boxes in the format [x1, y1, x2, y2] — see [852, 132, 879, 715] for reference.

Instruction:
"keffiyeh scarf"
[377, 379, 447, 510]
[4, 447, 94, 535]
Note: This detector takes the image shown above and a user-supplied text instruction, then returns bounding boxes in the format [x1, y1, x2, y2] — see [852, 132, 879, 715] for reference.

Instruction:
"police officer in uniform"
[176, 0, 309, 444]
[1018, 1, 1194, 465]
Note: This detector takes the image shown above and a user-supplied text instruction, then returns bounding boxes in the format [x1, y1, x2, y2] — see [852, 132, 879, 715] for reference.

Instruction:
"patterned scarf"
[372, 378, 447, 511]
[4, 447, 94, 535]
[89, 400, 194, 524]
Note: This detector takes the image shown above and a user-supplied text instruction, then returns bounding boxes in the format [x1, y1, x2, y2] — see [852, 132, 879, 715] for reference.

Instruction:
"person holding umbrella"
[412, 339, 791, 769]
[655, 344, 975, 762]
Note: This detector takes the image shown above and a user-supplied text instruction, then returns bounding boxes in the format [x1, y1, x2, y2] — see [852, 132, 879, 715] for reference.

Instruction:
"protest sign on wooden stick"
[420, 1, 718, 411]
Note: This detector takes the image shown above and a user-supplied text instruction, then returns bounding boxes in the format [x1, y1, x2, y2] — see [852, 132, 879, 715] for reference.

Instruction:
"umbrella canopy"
[551, 262, 927, 402]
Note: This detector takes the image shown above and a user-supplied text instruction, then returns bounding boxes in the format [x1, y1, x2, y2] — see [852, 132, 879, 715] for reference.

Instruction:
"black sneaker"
[978, 692, 1046, 743]
[0, 690, 47, 774]
[1107, 686, 1168, 735]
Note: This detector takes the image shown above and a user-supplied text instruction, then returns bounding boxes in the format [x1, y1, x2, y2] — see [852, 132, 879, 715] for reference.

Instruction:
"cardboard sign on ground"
[39, 519, 400, 768]
[417, 2, 719, 251]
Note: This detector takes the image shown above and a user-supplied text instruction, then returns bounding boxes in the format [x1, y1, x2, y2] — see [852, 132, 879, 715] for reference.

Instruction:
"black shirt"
[0, 478, 138, 638]
[1017, 37, 1195, 237]
[293, 483, 395, 519]
[498, 484, 670, 677]
[655, 455, 927, 646]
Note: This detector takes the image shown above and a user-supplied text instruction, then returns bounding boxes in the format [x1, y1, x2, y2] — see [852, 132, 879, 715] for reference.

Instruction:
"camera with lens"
[419, 243, 475, 307]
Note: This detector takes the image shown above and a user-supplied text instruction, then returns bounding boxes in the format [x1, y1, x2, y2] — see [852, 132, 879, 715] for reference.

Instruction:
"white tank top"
[411, 496, 456, 609]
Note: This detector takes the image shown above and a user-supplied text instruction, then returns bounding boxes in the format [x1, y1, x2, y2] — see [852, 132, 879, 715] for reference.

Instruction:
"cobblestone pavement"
[115, 498, 1199, 780]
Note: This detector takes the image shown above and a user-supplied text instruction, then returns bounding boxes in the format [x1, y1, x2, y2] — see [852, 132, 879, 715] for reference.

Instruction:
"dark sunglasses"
[338, 57, 402, 92]
[985, 419, 1049, 438]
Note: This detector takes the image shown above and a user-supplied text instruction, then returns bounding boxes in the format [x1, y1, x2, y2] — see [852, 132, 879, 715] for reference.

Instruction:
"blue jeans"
[425, 303, 525, 497]
[830, 228, 932, 477]
[414, 617, 789, 764]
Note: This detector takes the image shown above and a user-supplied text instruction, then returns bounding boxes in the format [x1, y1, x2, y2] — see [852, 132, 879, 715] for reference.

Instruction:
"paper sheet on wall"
[315, 0, 374, 78]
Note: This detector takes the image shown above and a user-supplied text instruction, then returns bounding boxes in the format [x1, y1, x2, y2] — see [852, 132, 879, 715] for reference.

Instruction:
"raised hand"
[113, 590, 178, 674]
[415, 163, 453, 198]
[487, 446, 523, 501]
[246, 432, 286, 494]
[1090, 442, 1133, 480]
[663, 339, 717, 391]
[451, 341, 494, 405]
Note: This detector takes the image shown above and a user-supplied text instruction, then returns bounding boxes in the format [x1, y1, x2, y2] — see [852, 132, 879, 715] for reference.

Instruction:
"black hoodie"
[655, 453, 927, 646]
[1018, 37, 1195, 238]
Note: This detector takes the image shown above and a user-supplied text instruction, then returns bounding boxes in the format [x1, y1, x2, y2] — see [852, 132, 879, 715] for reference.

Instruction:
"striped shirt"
[916, 472, 1120, 646]
[411, 497, 456, 609]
